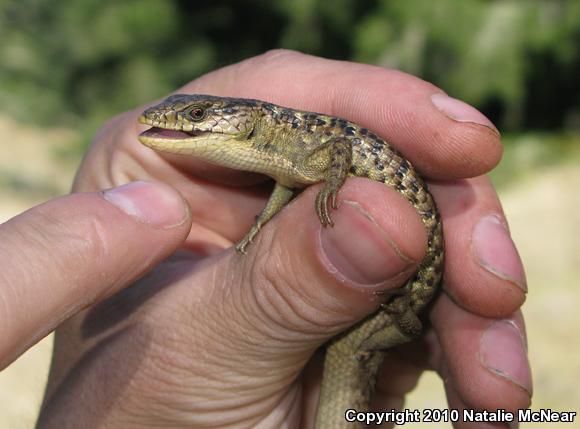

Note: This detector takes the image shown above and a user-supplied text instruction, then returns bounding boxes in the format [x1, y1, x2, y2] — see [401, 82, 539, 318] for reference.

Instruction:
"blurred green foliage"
[490, 131, 580, 186]
[1, 0, 579, 136]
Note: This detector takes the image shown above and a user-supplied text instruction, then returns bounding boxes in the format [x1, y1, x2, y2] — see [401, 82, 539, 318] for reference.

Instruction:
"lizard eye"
[189, 107, 205, 121]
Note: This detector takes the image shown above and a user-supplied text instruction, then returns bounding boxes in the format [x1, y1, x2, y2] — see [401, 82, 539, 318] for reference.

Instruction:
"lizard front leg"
[314, 138, 353, 227]
[236, 182, 295, 254]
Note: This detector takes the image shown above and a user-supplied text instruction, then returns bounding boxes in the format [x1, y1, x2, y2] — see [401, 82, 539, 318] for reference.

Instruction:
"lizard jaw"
[139, 126, 205, 139]
[138, 127, 210, 150]
[138, 125, 237, 158]
[137, 111, 234, 153]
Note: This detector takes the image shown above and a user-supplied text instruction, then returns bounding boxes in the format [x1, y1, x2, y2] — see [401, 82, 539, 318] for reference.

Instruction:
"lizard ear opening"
[245, 126, 256, 140]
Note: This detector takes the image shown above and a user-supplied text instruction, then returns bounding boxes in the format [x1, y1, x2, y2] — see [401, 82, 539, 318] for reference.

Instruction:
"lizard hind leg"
[314, 138, 353, 227]
[381, 285, 423, 338]
[235, 182, 295, 253]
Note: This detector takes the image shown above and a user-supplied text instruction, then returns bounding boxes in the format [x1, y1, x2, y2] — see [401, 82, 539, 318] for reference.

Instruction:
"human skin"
[0, 51, 529, 428]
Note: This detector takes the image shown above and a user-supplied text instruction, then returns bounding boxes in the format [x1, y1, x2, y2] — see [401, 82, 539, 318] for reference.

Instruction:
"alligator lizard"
[137, 94, 444, 428]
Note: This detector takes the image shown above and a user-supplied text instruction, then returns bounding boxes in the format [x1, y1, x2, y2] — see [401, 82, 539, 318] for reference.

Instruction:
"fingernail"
[480, 320, 532, 396]
[104, 181, 188, 228]
[320, 201, 415, 286]
[473, 215, 527, 292]
[431, 93, 499, 134]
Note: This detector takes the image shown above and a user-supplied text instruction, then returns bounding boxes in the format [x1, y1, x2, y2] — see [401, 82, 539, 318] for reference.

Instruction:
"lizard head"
[138, 94, 261, 155]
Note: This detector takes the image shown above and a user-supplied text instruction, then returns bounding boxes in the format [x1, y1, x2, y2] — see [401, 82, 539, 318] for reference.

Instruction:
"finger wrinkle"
[4, 207, 97, 289]
[0, 283, 11, 343]
[251, 243, 337, 341]
[220, 243, 311, 350]
[44, 207, 110, 276]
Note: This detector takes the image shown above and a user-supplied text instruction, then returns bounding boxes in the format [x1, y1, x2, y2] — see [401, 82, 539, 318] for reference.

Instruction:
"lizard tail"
[314, 312, 415, 428]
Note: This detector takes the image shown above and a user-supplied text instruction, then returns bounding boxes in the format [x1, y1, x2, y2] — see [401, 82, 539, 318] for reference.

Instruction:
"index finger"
[180, 49, 502, 180]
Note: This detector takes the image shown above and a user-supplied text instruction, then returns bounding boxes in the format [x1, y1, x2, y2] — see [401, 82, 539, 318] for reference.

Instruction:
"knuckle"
[35, 202, 111, 271]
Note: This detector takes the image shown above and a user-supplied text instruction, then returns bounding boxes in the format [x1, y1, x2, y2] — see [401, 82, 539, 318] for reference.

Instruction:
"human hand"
[37, 51, 530, 428]
[0, 182, 191, 369]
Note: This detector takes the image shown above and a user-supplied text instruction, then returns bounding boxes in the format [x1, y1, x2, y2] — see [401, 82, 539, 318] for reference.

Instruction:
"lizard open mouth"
[137, 125, 215, 150]
[139, 127, 204, 140]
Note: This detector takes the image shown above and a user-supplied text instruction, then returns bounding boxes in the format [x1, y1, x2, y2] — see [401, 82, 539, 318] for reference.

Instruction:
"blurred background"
[0, 0, 579, 427]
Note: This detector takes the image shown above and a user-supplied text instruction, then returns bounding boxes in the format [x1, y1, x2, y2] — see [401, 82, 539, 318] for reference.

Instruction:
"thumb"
[0, 181, 191, 368]
[200, 178, 427, 385]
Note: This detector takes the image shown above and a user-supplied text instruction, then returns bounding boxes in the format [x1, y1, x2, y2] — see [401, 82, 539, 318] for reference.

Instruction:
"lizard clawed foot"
[381, 291, 422, 338]
[235, 240, 250, 254]
[315, 186, 339, 227]
[235, 225, 261, 254]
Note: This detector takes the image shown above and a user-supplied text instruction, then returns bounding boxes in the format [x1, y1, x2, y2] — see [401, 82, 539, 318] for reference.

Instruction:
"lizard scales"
[138, 94, 444, 428]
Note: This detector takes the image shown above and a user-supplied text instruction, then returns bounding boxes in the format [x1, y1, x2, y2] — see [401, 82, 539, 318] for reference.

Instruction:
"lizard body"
[138, 94, 444, 428]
